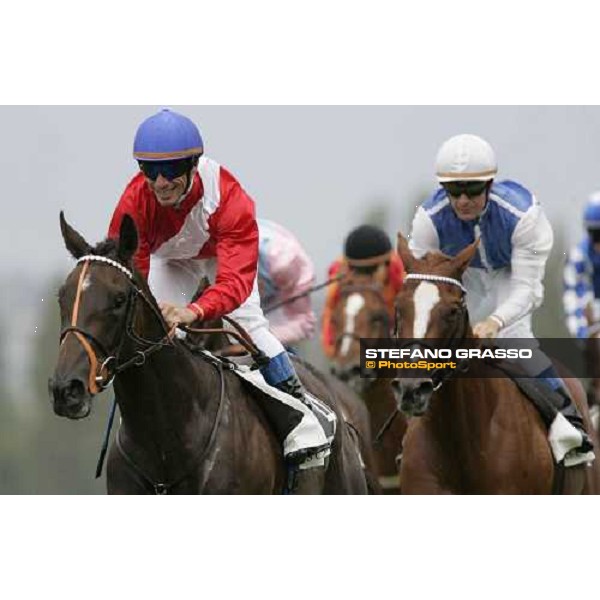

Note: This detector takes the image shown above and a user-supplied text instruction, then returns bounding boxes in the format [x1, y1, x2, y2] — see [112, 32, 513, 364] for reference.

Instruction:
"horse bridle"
[334, 282, 392, 350]
[398, 273, 471, 391]
[59, 255, 176, 395]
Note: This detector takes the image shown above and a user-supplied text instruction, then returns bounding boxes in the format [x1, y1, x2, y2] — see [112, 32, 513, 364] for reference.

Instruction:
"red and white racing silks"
[108, 156, 259, 321]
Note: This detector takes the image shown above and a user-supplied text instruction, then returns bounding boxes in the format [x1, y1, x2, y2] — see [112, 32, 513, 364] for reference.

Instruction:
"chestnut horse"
[329, 273, 407, 493]
[394, 235, 599, 494]
[49, 213, 369, 494]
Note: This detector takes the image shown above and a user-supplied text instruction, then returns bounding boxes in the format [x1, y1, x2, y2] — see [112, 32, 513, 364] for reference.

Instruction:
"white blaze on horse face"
[413, 282, 440, 338]
[340, 293, 365, 357]
[81, 273, 92, 292]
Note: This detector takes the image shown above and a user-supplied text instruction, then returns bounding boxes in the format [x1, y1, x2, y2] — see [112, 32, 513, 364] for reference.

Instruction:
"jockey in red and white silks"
[108, 109, 333, 478]
[110, 157, 284, 359]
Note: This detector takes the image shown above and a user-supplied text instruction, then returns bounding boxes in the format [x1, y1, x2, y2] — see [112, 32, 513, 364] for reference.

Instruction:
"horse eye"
[113, 293, 128, 309]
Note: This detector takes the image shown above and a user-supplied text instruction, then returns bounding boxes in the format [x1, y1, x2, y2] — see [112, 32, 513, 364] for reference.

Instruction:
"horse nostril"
[53, 378, 86, 404]
[416, 381, 434, 398]
[65, 379, 86, 401]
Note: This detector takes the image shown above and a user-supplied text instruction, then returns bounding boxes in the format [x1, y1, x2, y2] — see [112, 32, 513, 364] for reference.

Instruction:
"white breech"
[148, 256, 285, 359]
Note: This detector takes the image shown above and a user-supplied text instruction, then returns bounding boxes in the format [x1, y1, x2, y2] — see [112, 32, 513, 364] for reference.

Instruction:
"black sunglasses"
[442, 181, 489, 199]
[138, 158, 195, 182]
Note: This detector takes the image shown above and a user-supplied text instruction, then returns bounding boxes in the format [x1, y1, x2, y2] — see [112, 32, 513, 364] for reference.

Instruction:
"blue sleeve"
[563, 243, 592, 338]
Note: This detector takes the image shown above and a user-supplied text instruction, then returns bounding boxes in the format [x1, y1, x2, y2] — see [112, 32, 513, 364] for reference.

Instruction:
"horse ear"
[453, 238, 480, 273]
[397, 232, 415, 273]
[60, 211, 92, 259]
[118, 214, 138, 263]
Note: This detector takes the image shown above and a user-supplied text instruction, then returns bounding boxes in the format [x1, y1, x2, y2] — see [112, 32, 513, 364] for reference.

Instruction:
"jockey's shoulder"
[488, 180, 536, 212]
[123, 172, 148, 194]
[327, 257, 345, 278]
[422, 179, 536, 214]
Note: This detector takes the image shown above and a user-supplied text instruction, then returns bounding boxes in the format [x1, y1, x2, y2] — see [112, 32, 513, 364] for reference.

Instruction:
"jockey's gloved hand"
[159, 302, 202, 328]
[473, 317, 502, 340]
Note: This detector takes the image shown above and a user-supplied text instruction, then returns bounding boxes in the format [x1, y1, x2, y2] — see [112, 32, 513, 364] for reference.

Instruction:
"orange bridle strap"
[62, 260, 103, 395]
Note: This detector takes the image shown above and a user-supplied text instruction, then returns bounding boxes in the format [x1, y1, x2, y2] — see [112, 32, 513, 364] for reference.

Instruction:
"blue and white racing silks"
[563, 237, 600, 338]
[409, 180, 554, 340]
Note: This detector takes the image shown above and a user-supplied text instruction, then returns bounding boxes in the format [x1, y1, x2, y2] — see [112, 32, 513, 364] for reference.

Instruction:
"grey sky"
[3, 106, 600, 281]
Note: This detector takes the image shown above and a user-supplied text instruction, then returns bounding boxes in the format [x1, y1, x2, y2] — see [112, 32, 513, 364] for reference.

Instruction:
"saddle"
[182, 337, 337, 457]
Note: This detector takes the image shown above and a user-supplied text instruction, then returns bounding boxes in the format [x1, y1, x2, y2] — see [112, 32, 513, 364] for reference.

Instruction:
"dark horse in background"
[394, 234, 600, 494]
[328, 272, 407, 493]
[49, 213, 369, 494]
[582, 303, 600, 431]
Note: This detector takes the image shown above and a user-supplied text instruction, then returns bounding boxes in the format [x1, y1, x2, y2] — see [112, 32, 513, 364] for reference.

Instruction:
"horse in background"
[394, 234, 600, 494]
[328, 272, 407, 493]
[49, 213, 369, 494]
[582, 303, 600, 431]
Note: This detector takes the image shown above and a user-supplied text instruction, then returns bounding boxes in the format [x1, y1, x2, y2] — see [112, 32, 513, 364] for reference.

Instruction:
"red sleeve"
[108, 175, 151, 279]
[389, 252, 405, 294]
[321, 259, 345, 357]
[328, 258, 343, 279]
[189, 169, 259, 321]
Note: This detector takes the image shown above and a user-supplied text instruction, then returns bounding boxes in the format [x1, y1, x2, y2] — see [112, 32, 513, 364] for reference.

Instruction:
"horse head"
[330, 271, 392, 393]
[391, 233, 478, 416]
[49, 212, 169, 419]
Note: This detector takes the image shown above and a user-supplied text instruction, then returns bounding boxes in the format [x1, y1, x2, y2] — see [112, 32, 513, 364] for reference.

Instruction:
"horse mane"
[413, 250, 461, 278]
[87, 237, 155, 303]
[90, 238, 120, 260]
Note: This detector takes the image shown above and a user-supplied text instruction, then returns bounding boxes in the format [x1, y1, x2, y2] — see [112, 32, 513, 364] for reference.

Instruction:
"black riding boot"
[285, 462, 327, 494]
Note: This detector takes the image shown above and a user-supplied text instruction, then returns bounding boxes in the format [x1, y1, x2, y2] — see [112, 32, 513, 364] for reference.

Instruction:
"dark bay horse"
[190, 300, 381, 493]
[329, 272, 407, 493]
[394, 234, 599, 494]
[49, 213, 368, 494]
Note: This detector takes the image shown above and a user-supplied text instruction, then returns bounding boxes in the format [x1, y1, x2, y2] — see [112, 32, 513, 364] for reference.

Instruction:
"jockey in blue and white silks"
[412, 179, 553, 338]
[563, 192, 600, 339]
[409, 134, 594, 466]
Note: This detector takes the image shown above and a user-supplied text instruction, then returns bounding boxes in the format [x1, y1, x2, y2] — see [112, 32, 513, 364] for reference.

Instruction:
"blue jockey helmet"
[584, 192, 600, 230]
[133, 109, 204, 161]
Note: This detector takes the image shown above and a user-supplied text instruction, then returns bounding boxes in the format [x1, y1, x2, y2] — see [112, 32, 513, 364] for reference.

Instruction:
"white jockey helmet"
[435, 134, 498, 183]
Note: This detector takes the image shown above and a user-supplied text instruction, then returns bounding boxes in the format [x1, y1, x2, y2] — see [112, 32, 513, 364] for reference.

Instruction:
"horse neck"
[426, 363, 505, 463]
[115, 300, 220, 464]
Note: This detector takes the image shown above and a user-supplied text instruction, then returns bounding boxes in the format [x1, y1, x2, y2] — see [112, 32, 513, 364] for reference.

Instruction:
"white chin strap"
[173, 170, 196, 208]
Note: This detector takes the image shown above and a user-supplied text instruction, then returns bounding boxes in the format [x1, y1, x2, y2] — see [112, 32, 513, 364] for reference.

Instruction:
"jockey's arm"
[408, 207, 441, 258]
[188, 179, 259, 321]
[270, 306, 317, 347]
[563, 244, 594, 338]
[267, 243, 317, 346]
[321, 260, 344, 358]
[491, 205, 554, 329]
